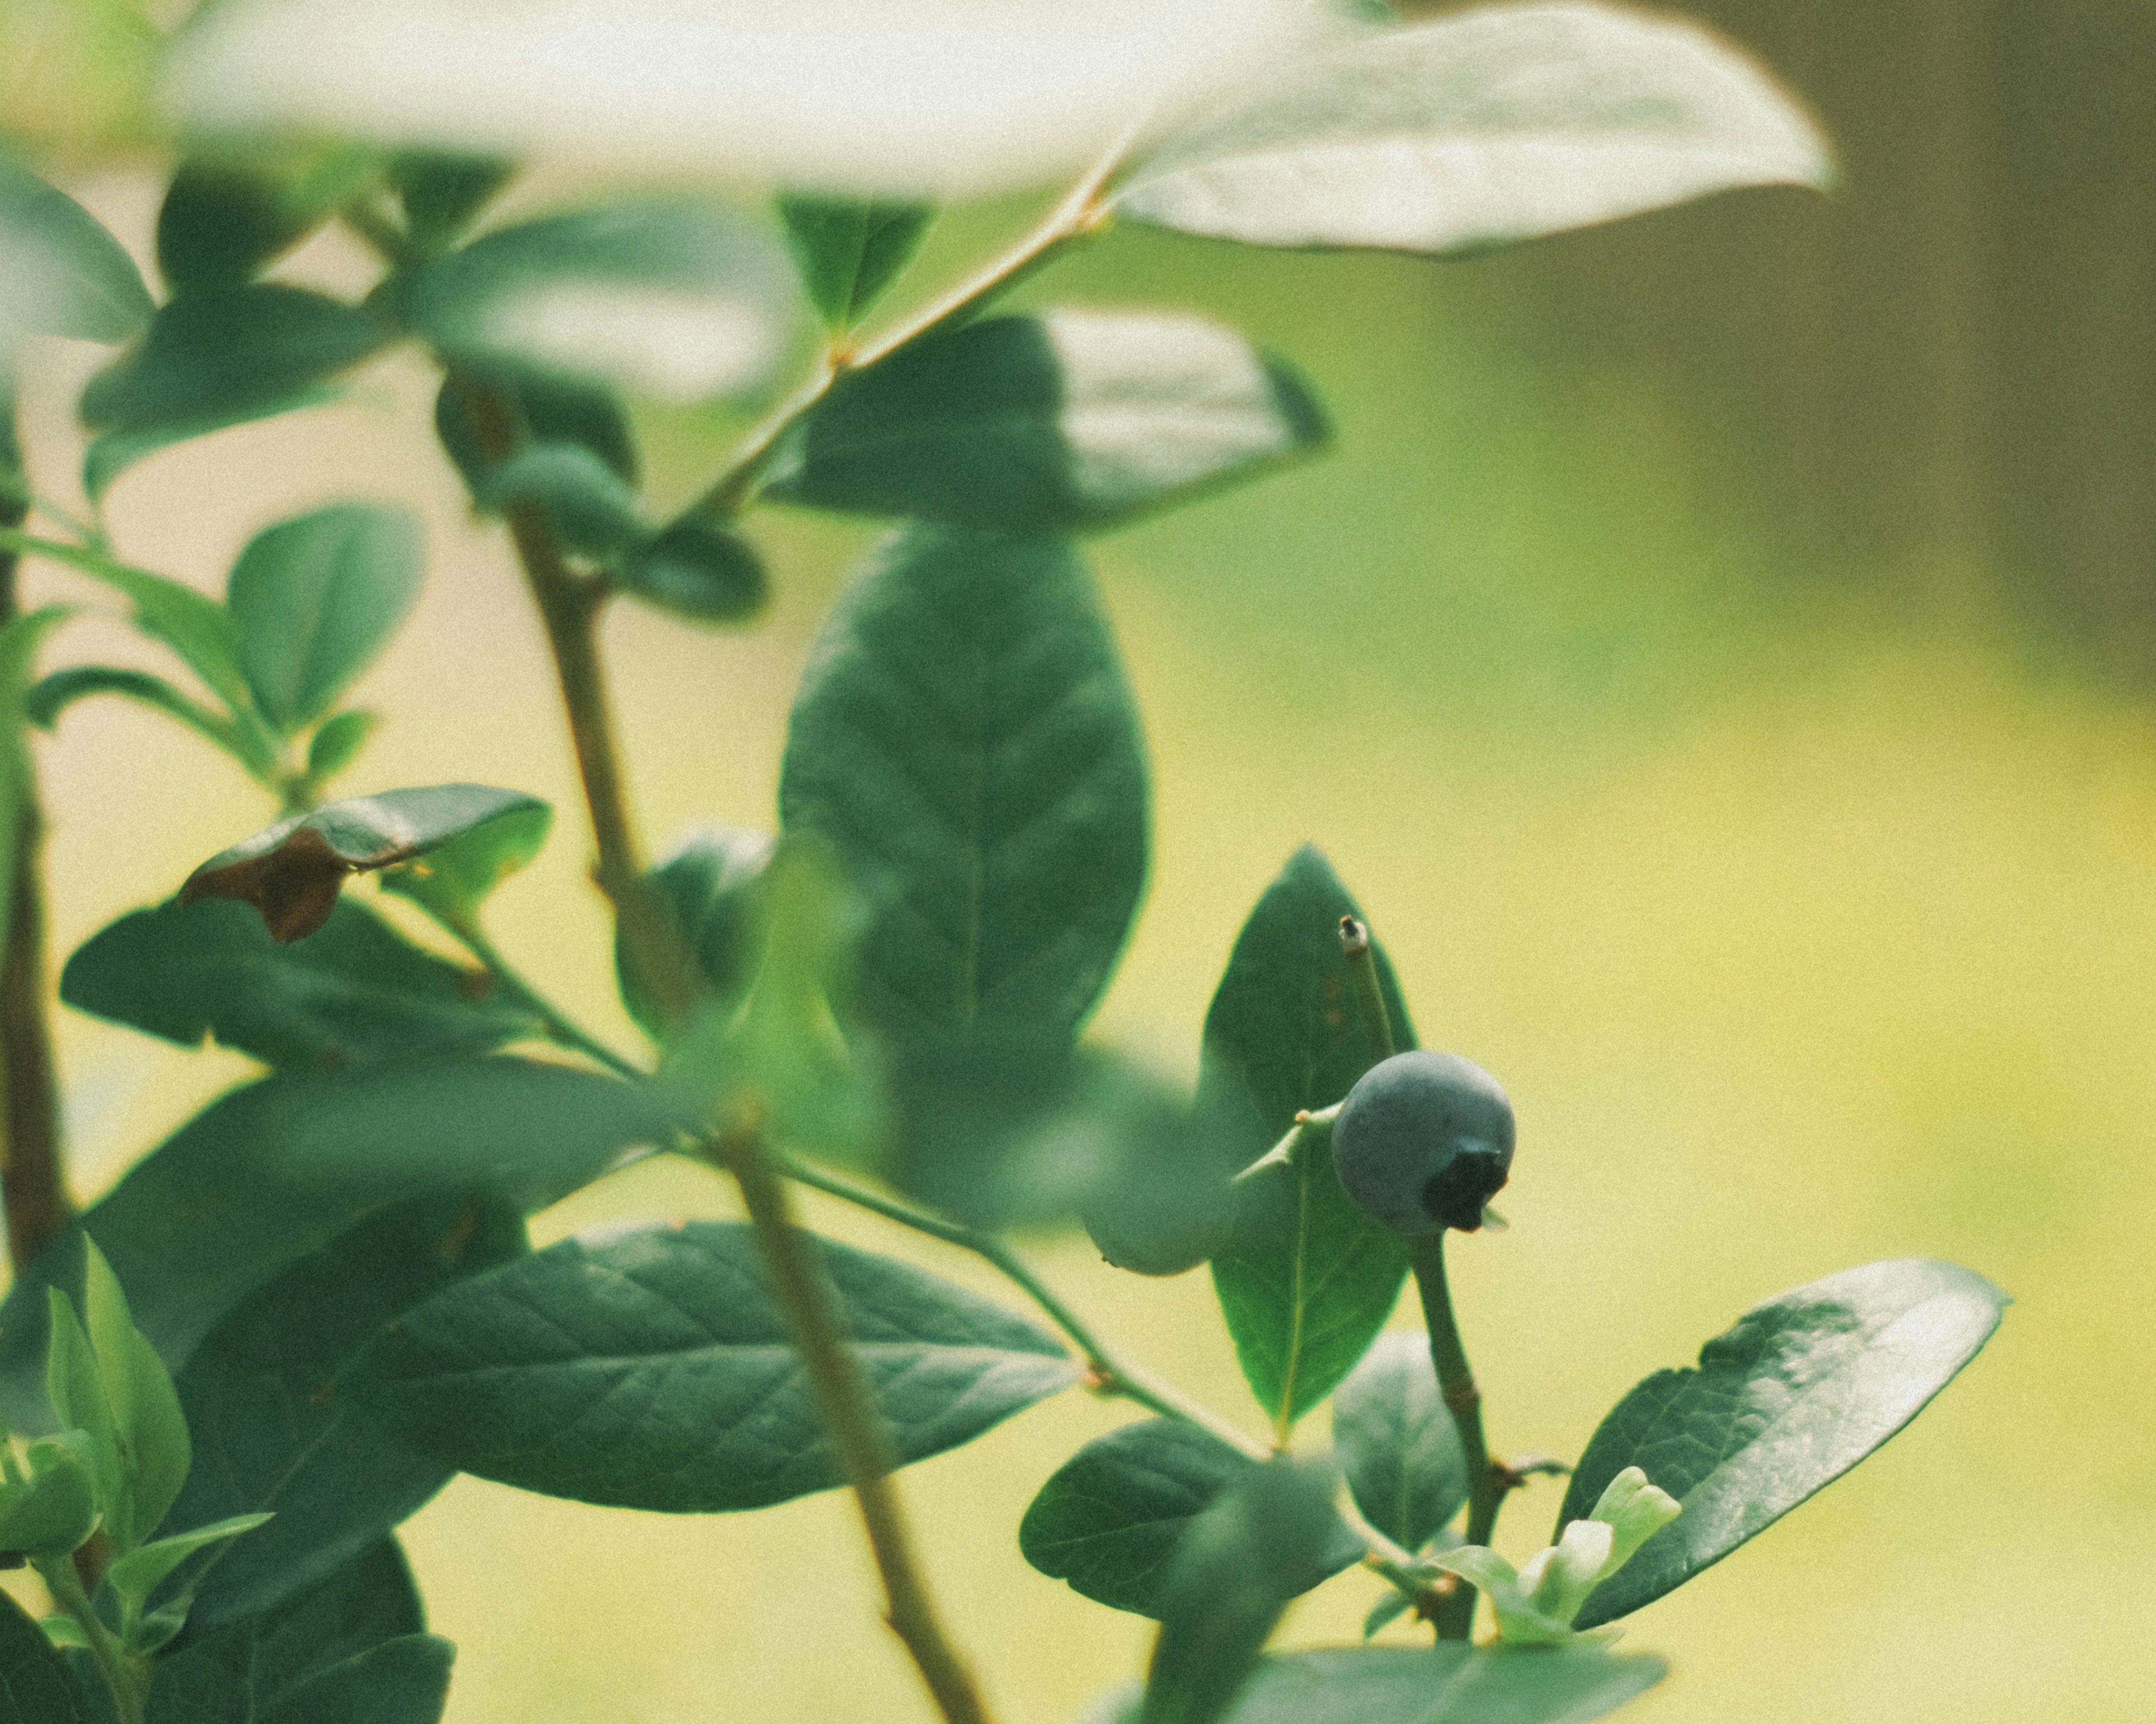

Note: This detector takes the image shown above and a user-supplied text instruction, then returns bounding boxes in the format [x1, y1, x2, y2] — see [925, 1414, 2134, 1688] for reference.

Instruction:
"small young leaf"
[1332, 1332, 1469, 1552]
[79, 284, 392, 435]
[777, 195, 935, 330]
[0, 1057, 678, 1424]
[227, 504, 425, 733]
[83, 383, 345, 505]
[181, 784, 549, 941]
[0, 154, 154, 345]
[83, 1241, 191, 1550]
[305, 709, 379, 783]
[615, 826, 772, 1040]
[1212, 1644, 1664, 1724]
[1204, 848, 1417, 1429]
[1021, 1421, 1357, 1618]
[376, 797, 551, 931]
[1561, 1257, 2008, 1629]
[0, 1436, 99, 1558]
[478, 445, 644, 557]
[1114, 2, 1831, 254]
[43, 1291, 122, 1531]
[1143, 1457, 1342, 1724]
[779, 526, 1147, 1046]
[104, 1513, 273, 1615]
[0, 1588, 85, 1724]
[62, 897, 545, 1068]
[157, 1192, 524, 1631]
[615, 513, 767, 624]
[26, 666, 270, 772]
[351, 1219, 1077, 1511]
[390, 152, 514, 249]
[432, 371, 639, 495]
[762, 309, 1328, 532]
[404, 198, 796, 401]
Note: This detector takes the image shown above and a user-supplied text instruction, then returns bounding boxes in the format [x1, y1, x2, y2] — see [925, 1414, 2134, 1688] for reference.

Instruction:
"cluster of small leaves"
[0, 10, 2011, 1724]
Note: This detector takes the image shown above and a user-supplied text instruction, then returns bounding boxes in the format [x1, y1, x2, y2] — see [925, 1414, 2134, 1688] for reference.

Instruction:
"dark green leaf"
[0, 1588, 84, 1723]
[227, 504, 424, 732]
[1204, 848, 1417, 1429]
[1563, 1257, 2009, 1629]
[80, 284, 392, 435]
[159, 1191, 525, 1630]
[1143, 1458, 1341, 1724]
[1332, 1332, 1468, 1552]
[0, 1435, 99, 1557]
[305, 710, 378, 783]
[616, 513, 766, 624]
[62, 897, 542, 1068]
[26, 666, 268, 770]
[1114, 6, 1831, 255]
[0, 1057, 678, 1426]
[1021, 1420, 1357, 1618]
[389, 152, 514, 249]
[478, 446, 643, 557]
[259, 1635, 452, 1724]
[83, 384, 344, 505]
[0, 154, 153, 344]
[157, 161, 328, 291]
[376, 798, 551, 933]
[354, 1219, 1077, 1511]
[83, 1242, 192, 1552]
[105, 1514, 273, 1615]
[762, 310, 1327, 531]
[1217, 1644, 1663, 1724]
[615, 826, 772, 1040]
[405, 198, 794, 400]
[777, 196, 935, 330]
[432, 372, 638, 495]
[182, 784, 549, 941]
[779, 526, 1146, 1045]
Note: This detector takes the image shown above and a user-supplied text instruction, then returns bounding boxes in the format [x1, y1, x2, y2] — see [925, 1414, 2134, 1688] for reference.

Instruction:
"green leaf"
[1143, 1457, 1342, 1724]
[1114, 3, 1832, 255]
[353, 1219, 1077, 1511]
[478, 446, 644, 558]
[148, 1538, 426, 1723]
[0, 1435, 99, 1558]
[62, 895, 545, 1068]
[0, 1057, 678, 1424]
[432, 372, 638, 496]
[1332, 1332, 1469, 1552]
[1209, 1644, 1664, 1724]
[390, 152, 514, 250]
[779, 526, 1147, 1045]
[0, 1588, 85, 1724]
[0, 154, 154, 345]
[43, 1291, 122, 1534]
[777, 196, 935, 331]
[762, 310, 1328, 532]
[83, 1242, 191, 1552]
[404, 198, 795, 400]
[182, 784, 550, 941]
[1203, 848, 1417, 1429]
[83, 383, 345, 505]
[257, 1635, 453, 1724]
[227, 504, 425, 733]
[376, 798, 552, 933]
[616, 827, 771, 1040]
[616, 513, 767, 625]
[106, 1514, 273, 1616]
[156, 1192, 524, 1630]
[1021, 1420, 1357, 1618]
[305, 710, 379, 783]
[1561, 1257, 2008, 1630]
[155, 153, 364, 292]
[25, 666, 268, 771]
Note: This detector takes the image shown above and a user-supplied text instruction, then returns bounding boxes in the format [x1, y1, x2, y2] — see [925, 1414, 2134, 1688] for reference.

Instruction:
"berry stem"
[1412, 1230, 1501, 1640]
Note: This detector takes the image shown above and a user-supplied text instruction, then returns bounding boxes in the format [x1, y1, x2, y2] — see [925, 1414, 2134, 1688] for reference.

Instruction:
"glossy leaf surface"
[1563, 1257, 2008, 1629]
[1116, 2, 1830, 254]
[159, 1191, 525, 1629]
[0, 155, 153, 345]
[0, 1588, 83, 1723]
[79, 285, 391, 435]
[1332, 1331, 1469, 1551]
[227, 504, 424, 732]
[405, 198, 794, 401]
[777, 195, 935, 330]
[1204, 848, 1415, 1428]
[355, 1219, 1076, 1511]
[779, 527, 1146, 1045]
[62, 897, 541, 1067]
[0, 1057, 675, 1423]
[763, 310, 1327, 531]
[183, 784, 548, 940]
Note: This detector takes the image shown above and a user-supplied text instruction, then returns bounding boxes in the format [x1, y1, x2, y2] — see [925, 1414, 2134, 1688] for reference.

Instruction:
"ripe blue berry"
[1331, 1050, 1514, 1233]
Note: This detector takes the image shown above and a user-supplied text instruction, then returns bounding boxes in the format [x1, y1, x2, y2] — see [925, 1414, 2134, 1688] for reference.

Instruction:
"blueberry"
[1331, 1050, 1514, 1233]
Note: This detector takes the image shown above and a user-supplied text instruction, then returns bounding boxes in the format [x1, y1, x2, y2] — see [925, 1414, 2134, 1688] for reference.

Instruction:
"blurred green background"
[6, 3, 2155, 1721]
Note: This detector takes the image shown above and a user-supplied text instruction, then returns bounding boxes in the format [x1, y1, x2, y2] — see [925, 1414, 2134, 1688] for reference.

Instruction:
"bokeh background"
[4, 2, 2153, 1721]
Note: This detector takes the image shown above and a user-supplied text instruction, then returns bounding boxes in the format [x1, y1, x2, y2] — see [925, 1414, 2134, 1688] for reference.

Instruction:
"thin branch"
[444, 914, 646, 1080]
[721, 1129, 995, 1724]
